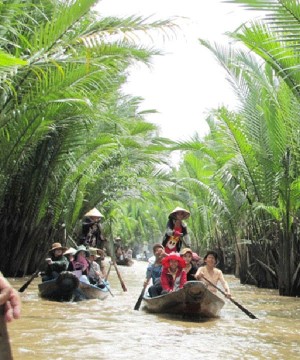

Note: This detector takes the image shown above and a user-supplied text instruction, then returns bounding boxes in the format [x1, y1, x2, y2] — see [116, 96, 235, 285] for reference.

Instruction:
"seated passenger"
[42, 242, 69, 282]
[68, 245, 90, 284]
[191, 251, 203, 269]
[144, 243, 166, 297]
[160, 252, 187, 294]
[195, 250, 231, 298]
[63, 247, 76, 262]
[94, 248, 107, 279]
[115, 245, 125, 261]
[87, 248, 107, 289]
[180, 248, 198, 281]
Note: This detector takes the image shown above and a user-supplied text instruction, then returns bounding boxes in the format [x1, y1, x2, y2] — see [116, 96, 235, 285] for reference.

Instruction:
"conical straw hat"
[169, 207, 190, 220]
[84, 207, 104, 218]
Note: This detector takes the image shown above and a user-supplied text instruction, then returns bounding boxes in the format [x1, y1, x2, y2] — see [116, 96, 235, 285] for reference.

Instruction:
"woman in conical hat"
[81, 208, 105, 249]
[168, 207, 190, 220]
[162, 206, 191, 254]
[84, 207, 104, 218]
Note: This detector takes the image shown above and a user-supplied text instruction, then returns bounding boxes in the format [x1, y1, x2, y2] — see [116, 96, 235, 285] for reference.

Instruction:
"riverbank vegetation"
[0, 0, 299, 296]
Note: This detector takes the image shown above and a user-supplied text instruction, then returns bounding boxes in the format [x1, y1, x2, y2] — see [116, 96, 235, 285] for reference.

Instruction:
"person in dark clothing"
[81, 207, 105, 249]
[180, 248, 198, 281]
[42, 242, 69, 282]
[162, 207, 191, 254]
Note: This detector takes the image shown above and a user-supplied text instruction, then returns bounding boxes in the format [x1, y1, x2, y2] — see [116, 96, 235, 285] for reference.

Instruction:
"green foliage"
[0, 0, 175, 275]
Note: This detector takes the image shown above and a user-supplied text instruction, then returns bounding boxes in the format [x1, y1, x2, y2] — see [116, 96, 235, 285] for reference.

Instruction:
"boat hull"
[116, 258, 134, 266]
[142, 281, 225, 318]
[38, 271, 109, 302]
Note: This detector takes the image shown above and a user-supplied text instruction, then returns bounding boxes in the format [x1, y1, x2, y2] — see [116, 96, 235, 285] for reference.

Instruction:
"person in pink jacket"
[160, 253, 187, 294]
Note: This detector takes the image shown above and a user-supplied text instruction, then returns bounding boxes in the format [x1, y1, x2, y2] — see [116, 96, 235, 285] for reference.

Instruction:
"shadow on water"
[6, 261, 300, 360]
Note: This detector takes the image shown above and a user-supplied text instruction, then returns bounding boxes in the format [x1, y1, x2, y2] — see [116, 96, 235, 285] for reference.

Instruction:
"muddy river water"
[6, 260, 300, 359]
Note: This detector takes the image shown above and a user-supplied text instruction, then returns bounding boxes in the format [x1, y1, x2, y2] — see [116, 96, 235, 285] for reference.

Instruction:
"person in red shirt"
[162, 207, 191, 254]
[160, 253, 187, 294]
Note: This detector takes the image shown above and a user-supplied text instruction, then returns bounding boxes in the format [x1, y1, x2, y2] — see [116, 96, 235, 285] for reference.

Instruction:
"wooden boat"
[116, 258, 134, 266]
[142, 281, 225, 318]
[38, 271, 109, 302]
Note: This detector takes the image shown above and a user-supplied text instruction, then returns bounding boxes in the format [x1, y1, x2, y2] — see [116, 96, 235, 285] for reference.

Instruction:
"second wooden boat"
[142, 280, 225, 318]
[116, 258, 134, 266]
[38, 271, 109, 302]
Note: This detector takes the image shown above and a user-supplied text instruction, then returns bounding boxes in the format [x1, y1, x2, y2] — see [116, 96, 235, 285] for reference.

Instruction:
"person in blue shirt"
[144, 243, 167, 297]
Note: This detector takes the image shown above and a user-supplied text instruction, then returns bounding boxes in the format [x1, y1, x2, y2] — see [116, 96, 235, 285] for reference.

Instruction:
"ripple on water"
[8, 263, 300, 360]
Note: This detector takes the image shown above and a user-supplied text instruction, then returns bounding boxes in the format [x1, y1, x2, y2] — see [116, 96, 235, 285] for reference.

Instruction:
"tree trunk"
[278, 228, 292, 296]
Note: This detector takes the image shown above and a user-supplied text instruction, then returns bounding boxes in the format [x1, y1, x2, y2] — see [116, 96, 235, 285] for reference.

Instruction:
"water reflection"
[6, 261, 300, 360]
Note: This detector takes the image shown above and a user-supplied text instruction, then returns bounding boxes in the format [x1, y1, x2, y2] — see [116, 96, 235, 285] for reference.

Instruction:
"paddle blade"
[134, 287, 146, 311]
[230, 298, 258, 319]
[18, 271, 39, 293]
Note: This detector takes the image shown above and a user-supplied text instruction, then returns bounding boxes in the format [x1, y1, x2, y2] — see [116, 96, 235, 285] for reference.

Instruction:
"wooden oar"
[112, 261, 127, 292]
[105, 262, 112, 282]
[202, 276, 258, 319]
[0, 304, 13, 360]
[98, 277, 114, 297]
[18, 269, 40, 293]
[134, 282, 147, 311]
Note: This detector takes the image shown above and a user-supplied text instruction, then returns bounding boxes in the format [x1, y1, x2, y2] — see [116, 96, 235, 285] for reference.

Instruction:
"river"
[6, 260, 300, 360]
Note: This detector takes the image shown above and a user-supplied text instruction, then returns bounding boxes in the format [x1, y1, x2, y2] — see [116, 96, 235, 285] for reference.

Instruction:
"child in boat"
[180, 248, 198, 281]
[144, 243, 167, 297]
[162, 207, 191, 254]
[160, 252, 187, 294]
[68, 245, 90, 284]
[194, 250, 231, 298]
[42, 242, 69, 282]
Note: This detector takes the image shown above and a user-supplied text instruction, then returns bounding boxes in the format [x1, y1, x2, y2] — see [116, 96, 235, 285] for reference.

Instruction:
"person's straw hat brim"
[180, 248, 193, 256]
[63, 247, 77, 256]
[74, 245, 90, 257]
[49, 242, 68, 253]
[169, 207, 190, 220]
[84, 207, 104, 218]
[88, 248, 100, 258]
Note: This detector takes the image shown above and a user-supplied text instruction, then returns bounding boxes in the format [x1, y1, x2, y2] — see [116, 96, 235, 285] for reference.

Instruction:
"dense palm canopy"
[2, 0, 300, 297]
[0, 0, 176, 275]
[168, 0, 300, 295]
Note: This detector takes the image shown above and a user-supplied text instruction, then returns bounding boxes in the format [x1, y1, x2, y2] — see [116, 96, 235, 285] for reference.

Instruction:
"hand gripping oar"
[98, 277, 114, 297]
[202, 276, 258, 319]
